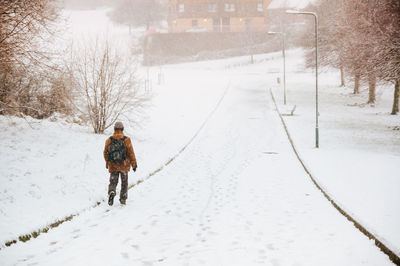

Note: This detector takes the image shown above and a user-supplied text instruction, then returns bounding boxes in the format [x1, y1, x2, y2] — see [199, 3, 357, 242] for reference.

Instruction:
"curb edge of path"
[269, 87, 400, 265]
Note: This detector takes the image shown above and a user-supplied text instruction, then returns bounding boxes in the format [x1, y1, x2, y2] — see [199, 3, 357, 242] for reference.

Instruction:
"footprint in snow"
[266, 243, 275, 250]
[131, 244, 140, 250]
[270, 258, 281, 266]
[123, 237, 132, 244]
[258, 249, 266, 254]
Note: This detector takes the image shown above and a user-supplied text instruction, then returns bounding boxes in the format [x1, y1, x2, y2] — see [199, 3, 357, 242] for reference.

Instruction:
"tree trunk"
[367, 73, 376, 104]
[340, 65, 345, 87]
[391, 79, 399, 115]
[354, 73, 360, 94]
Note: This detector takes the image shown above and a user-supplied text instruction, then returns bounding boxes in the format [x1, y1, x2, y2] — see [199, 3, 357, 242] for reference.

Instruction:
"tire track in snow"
[269, 88, 400, 265]
[1, 81, 231, 250]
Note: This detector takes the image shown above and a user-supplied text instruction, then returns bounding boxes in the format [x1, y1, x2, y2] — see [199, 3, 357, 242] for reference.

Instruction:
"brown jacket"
[104, 130, 137, 173]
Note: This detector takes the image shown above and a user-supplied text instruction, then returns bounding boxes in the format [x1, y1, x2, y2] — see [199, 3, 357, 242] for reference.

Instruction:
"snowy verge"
[270, 49, 400, 256]
[0, 61, 231, 246]
[0, 115, 106, 245]
[270, 88, 400, 263]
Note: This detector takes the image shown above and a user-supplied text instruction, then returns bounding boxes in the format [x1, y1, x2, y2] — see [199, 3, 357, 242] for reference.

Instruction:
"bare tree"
[372, 0, 400, 114]
[67, 39, 151, 134]
[304, 0, 347, 87]
[340, 0, 399, 106]
[309, 0, 399, 112]
[0, 0, 65, 117]
[0, 0, 59, 70]
[340, 0, 370, 95]
[108, 0, 166, 32]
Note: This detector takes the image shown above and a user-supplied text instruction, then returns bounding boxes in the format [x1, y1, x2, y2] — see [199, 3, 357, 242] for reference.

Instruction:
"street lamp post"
[286, 10, 319, 148]
[268, 31, 286, 105]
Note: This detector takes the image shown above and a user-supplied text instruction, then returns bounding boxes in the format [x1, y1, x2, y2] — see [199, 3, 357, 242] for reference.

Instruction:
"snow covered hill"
[270, 49, 400, 257]
[0, 8, 399, 266]
[0, 50, 398, 266]
[0, 63, 230, 246]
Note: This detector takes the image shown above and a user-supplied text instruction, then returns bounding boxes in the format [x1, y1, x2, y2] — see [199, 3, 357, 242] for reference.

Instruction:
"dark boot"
[108, 191, 115, 206]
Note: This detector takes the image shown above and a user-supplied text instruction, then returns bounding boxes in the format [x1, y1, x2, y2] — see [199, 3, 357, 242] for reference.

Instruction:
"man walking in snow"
[104, 122, 137, 206]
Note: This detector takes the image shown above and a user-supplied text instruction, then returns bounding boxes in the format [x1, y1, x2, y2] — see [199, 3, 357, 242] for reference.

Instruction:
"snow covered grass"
[0, 51, 395, 265]
[0, 8, 399, 265]
[0, 8, 232, 247]
[0, 115, 105, 244]
[270, 49, 400, 256]
[0, 61, 232, 246]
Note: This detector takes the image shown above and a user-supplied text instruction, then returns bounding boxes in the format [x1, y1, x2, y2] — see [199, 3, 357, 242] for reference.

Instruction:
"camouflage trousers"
[108, 172, 128, 201]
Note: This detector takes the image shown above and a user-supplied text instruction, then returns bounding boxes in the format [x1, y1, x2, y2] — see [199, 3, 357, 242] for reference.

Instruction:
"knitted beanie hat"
[114, 121, 124, 130]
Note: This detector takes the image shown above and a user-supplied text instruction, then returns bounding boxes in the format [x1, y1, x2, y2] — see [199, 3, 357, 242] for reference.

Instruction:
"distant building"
[168, 0, 273, 33]
[268, 0, 315, 9]
[265, 0, 317, 30]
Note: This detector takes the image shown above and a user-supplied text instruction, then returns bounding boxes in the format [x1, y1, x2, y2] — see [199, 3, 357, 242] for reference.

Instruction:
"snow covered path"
[0, 70, 392, 265]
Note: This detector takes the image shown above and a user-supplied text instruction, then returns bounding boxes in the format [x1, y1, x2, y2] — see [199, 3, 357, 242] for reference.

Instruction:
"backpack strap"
[109, 136, 126, 143]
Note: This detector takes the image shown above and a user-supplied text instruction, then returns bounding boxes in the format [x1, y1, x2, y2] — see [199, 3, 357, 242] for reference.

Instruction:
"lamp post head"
[286, 10, 318, 18]
[268, 31, 284, 36]
[286, 9, 301, 14]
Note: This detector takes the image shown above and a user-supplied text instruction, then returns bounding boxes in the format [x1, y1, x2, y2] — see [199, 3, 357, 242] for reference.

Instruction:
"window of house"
[245, 19, 251, 31]
[257, 3, 263, 12]
[178, 3, 184, 13]
[213, 18, 221, 31]
[222, 17, 230, 25]
[208, 3, 217, 12]
[222, 17, 230, 31]
[224, 3, 235, 12]
[192, 20, 198, 27]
